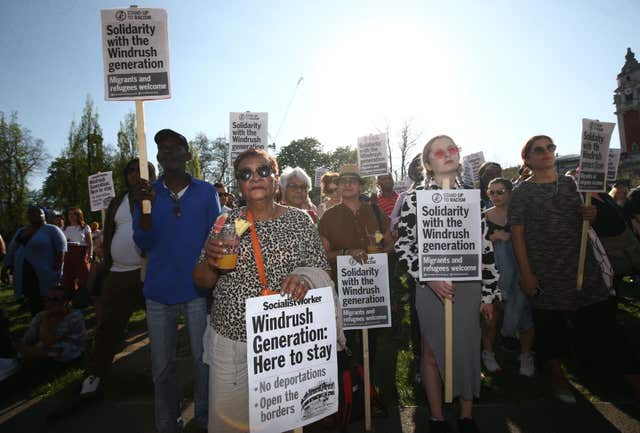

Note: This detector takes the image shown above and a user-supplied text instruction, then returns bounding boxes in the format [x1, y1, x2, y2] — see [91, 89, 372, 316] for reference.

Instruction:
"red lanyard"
[246, 210, 277, 296]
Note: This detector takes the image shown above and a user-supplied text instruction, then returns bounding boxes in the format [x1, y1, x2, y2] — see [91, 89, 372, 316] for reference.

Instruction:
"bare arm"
[511, 224, 537, 297]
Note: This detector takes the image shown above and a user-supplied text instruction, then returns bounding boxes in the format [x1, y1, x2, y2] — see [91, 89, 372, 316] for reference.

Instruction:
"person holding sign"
[510, 135, 640, 404]
[133, 129, 221, 433]
[192, 148, 331, 433]
[395, 136, 499, 433]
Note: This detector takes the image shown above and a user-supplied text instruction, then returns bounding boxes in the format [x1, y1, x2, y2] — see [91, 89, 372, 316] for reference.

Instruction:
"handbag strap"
[247, 210, 277, 296]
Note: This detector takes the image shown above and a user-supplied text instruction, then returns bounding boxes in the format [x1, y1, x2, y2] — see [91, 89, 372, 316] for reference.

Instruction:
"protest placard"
[357, 133, 388, 177]
[101, 8, 171, 101]
[461, 152, 485, 187]
[88, 172, 116, 212]
[416, 189, 482, 281]
[246, 287, 338, 433]
[314, 167, 330, 188]
[577, 119, 616, 192]
[336, 253, 391, 330]
[229, 112, 268, 165]
[607, 148, 622, 183]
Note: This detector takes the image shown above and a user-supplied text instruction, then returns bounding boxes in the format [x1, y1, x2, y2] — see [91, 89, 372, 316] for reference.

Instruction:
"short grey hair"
[279, 166, 312, 191]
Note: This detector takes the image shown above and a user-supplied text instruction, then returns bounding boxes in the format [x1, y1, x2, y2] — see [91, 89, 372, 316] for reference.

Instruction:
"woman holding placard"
[395, 135, 500, 433]
[192, 148, 334, 433]
[509, 135, 640, 404]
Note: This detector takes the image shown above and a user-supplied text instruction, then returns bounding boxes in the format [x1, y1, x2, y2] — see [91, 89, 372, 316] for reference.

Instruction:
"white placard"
[394, 177, 411, 193]
[101, 8, 171, 101]
[246, 287, 338, 433]
[88, 172, 116, 212]
[357, 133, 388, 177]
[462, 152, 485, 187]
[607, 148, 621, 183]
[336, 253, 391, 330]
[577, 119, 615, 192]
[229, 112, 268, 165]
[416, 189, 482, 281]
[314, 167, 330, 188]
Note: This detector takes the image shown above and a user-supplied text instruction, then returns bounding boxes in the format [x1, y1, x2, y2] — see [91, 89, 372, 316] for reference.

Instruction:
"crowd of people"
[1, 128, 639, 433]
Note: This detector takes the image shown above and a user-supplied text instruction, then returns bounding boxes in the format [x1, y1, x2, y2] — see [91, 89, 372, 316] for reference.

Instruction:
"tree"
[323, 146, 357, 171]
[186, 141, 203, 179]
[192, 133, 231, 184]
[42, 96, 108, 218]
[397, 120, 420, 180]
[277, 137, 326, 177]
[0, 112, 48, 233]
[111, 110, 138, 194]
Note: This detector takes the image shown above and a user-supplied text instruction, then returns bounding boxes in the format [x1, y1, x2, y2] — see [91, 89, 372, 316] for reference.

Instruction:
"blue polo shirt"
[133, 175, 221, 304]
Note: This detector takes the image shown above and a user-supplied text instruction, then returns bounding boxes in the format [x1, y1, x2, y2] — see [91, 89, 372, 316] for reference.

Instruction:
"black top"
[591, 193, 628, 238]
[486, 218, 511, 236]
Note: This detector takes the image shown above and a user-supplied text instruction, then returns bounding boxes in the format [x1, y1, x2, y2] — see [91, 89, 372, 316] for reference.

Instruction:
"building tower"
[614, 48, 640, 153]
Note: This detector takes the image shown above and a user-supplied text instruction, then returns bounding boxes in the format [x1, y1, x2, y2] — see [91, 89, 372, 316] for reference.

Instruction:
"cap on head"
[154, 129, 188, 150]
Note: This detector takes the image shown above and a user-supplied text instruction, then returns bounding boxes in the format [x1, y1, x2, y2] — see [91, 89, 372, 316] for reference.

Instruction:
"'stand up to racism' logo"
[432, 192, 443, 203]
[115, 10, 127, 21]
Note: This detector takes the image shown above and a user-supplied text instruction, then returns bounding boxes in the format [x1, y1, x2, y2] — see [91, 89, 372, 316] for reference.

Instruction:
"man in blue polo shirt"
[134, 129, 220, 433]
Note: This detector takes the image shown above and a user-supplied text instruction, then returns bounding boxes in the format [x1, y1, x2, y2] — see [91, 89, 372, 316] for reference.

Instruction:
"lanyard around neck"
[246, 210, 278, 296]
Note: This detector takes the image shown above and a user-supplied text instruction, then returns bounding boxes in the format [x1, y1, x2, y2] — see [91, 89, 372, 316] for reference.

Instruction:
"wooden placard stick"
[363, 328, 372, 432]
[442, 177, 453, 403]
[576, 192, 591, 290]
[135, 100, 151, 215]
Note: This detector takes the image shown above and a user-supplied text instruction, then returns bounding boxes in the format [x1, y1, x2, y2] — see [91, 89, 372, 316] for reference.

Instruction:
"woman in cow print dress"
[395, 135, 499, 433]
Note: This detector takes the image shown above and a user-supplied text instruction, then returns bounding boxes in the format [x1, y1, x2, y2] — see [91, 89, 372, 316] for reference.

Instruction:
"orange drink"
[218, 253, 238, 270]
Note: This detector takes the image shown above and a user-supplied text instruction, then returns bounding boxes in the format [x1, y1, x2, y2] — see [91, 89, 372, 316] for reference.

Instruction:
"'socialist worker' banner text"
[245, 287, 338, 433]
[337, 253, 391, 329]
[577, 118, 615, 192]
[101, 8, 171, 100]
[229, 112, 268, 165]
[416, 190, 482, 281]
[357, 133, 388, 177]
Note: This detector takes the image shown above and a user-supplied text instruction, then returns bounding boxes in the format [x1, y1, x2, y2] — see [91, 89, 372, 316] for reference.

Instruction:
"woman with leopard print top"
[394, 135, 499, 433]
[192, 148, 331, 433]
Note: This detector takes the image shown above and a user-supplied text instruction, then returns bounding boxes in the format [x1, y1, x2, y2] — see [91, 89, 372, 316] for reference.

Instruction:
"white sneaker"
[519, 352, 535, 377]
[80, 375, 101, 395]
[481, 350, 501, 372]
[554, 387, 577, 403]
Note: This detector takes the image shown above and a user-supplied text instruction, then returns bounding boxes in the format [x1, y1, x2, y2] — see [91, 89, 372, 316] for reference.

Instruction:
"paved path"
[1, 328, 638, 433]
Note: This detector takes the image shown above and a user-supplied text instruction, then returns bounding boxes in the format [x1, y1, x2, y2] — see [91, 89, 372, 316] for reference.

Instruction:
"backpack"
[336, 350, 387, 432]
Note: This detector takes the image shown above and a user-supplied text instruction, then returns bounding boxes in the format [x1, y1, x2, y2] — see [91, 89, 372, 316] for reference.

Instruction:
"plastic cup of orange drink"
[367, 234, 384, 253]
[217, 223, 238, 271]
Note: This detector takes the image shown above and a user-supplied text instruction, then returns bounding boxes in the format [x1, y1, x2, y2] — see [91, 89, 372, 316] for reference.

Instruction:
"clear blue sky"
[1, 0, 637, 189]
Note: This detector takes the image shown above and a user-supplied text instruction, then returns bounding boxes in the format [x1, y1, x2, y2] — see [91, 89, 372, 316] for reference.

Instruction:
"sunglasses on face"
[325, 187, 338, 194]
[236, 165, 272, 182]
[530, 143, 557, 154]
[431, 146, 461, 160]
[338, 178, 359, 185]
[46, 296, 65, 303]
[488, 189, 508, 196]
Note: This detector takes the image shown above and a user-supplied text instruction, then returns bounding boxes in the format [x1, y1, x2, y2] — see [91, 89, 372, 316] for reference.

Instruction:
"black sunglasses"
[325, 188, 338, 194]
[236, 165, 272, 182]
[531, 143, 557, 154]
[170, 191, 180, 217]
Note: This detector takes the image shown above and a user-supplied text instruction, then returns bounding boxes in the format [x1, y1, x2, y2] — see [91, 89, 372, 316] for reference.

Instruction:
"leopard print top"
[394, 185, 501, 303]
[199, 206, 330, 342]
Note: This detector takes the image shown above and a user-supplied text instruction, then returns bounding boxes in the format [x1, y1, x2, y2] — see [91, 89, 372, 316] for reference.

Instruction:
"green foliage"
[191, 133, 231, 184]
[0, 111, 48, 234]
[186, 141, 203, 179]
[42, 96, 111, 220]
[277, 137, 326, 176]
[324, 145, 357, 171]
